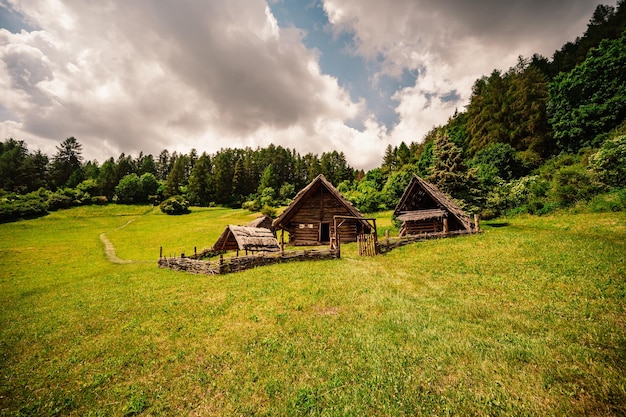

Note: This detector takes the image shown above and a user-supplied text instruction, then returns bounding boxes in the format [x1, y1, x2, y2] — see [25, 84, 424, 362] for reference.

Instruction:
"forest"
[1, 1, 625, 221]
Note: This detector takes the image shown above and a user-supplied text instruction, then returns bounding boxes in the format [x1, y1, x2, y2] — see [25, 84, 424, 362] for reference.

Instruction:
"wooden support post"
[385, 229, 390, 245]
[160, 246, 163, 258]
[372, 219, 378, 255]
[280, 229, 285, 255]
[474, 214, 480, 232]
[443, 217, 449, 235]
[194, 246, 197, 256]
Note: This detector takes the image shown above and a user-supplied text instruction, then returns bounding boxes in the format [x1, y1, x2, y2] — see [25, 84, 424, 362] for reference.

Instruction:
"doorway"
[320, 223, 330, 243]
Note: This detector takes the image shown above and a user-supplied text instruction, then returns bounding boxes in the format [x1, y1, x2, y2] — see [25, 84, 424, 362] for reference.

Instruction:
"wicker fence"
[158, 248, 338, 275]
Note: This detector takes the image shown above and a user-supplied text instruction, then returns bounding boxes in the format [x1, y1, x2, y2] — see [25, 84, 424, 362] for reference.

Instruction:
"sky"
[0, 0, 613, 170]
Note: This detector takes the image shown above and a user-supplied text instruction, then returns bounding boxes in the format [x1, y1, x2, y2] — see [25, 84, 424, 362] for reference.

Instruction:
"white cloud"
[0, 0, 612, 170]
[0, 0, 378, 167]
[322, 0, 606, 146]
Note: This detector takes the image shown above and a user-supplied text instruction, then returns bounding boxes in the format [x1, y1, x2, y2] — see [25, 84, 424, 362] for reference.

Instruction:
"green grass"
[1, 206, 625, 416]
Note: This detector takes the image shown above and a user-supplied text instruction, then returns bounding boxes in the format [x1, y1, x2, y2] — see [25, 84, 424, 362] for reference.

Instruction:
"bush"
[47, 192, 74, 211]
[159, 195, 190, 215]
[0, 191, 49, 222]
[589, 135, 626, 188]
[260, 204, 277, 218]
[548, 164, 600, 207]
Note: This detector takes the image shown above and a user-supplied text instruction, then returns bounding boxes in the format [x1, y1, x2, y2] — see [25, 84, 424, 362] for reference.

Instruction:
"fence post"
[160, 246, 163, 258]
[474, 214, 480, 232]
[443, 217, 449, 235]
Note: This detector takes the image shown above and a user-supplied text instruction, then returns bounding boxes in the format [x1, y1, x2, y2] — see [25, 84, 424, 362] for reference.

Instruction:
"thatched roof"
[212, 225, 280, 252]
[394, 175, 474, 231]
[247, 215, 274, 231]
[272, 174, 364, 228]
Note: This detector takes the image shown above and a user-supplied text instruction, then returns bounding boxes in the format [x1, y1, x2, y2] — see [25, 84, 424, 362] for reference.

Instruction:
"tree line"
[0, 136, 358, 219]
[339, 1, 625, 218]
[1, 2, 625, 221]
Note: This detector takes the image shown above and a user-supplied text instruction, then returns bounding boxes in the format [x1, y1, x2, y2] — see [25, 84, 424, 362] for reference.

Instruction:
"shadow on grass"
[484, 222, 510, 228]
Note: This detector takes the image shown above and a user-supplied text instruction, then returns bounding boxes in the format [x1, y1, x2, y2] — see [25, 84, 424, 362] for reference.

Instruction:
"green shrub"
[260, 204, 277, 218]
[47, 192, 74, 211]
[589, 135, 626, 188]
[0, 192, 49, 222]
[159, 195, 190, 215]
[548, 164, 600, 207]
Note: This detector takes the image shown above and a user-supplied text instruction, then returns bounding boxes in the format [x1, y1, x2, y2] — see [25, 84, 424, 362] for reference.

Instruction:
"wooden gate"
[357, 233, 378, 256]
[332, 215, 378, 258]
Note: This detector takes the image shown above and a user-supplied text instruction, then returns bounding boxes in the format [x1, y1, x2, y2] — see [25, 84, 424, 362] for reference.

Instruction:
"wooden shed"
[272, 174, 369, 246]
[247, 215, 275, 233]
[212, 225, 280, 255]
[394, 175, 474, 236]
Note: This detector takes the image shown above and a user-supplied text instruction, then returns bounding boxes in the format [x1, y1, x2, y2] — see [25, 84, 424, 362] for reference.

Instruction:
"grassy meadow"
[0, 206, 625, 416]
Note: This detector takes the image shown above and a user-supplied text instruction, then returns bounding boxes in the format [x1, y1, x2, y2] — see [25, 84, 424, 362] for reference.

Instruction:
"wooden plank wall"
[403, 219, 442, 235]
[288, 188, 360, 245]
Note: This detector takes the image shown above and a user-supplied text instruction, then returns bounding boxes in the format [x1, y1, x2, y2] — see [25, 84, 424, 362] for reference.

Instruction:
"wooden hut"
[272, 174, 369, 246]
[394, 175, 474, 236]
[247, 215, 275, 233]
[212, 225, 280, 255]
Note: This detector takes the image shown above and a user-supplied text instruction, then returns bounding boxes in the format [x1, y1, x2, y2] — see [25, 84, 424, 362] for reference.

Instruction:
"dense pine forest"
[1, 1, 625, 221]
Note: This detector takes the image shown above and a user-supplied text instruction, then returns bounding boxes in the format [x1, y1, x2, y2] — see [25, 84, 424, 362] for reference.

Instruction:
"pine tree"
[232, 157, 246, 199]
[164, 156, 187, 198]
[50, 137, 83, 188]
[187, 153, 214, 206]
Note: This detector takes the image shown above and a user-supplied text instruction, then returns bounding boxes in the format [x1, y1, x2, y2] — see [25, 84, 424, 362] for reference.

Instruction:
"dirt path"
[100, 218, 137, 264]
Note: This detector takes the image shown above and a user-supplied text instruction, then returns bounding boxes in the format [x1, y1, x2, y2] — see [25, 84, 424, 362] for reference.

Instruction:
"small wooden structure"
[212, 225, 280, 256]
[272, 174, 370, 246]
[394, 175, 475, 236]
[247, 215, 275, 233]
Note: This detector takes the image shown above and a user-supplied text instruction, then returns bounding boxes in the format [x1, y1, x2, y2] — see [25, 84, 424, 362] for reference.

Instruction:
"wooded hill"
[1, 1, 625, 221]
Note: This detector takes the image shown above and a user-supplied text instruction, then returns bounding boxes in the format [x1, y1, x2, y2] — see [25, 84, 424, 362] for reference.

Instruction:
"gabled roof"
[394, 175, 474, 231]
[247, 215, 274, 230]
[213, 225, 280, 252]
[272, 174, 364, 227]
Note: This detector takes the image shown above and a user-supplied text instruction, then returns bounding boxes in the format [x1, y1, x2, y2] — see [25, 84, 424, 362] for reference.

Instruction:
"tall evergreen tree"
[164, 155, 187, 198]
[187, 153, 214, 206]
[50, 137, 83, 188]
[213, 150, 235, 204]
[98, 158, 118, 200]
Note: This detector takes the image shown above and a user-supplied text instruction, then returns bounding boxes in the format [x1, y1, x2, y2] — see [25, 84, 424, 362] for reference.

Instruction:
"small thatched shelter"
[272, 174, 369, 246]
[394, 175, 474, 236]
[247, 215, 274, 232]
[212, 225, 280, 255]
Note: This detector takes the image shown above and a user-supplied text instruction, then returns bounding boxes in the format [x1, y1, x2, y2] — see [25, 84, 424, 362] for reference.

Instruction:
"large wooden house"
[394, 175, 475, 236]
[272, 174, 369, 246]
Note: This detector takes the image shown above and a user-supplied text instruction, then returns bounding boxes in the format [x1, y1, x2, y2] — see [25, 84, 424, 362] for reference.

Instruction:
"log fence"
[159, 248, 338, 275]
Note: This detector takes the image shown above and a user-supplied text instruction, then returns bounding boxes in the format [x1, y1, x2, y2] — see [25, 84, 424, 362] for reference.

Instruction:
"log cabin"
[272, 174, 369, 246]
[394, 175, 475, 236]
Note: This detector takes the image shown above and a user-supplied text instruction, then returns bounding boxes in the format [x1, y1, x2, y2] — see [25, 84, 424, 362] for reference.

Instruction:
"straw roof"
[212, 225, 280, 252]
[247, 215, 274, 231]
[272, 174, 364, 228]
[394, 175, 473, 231]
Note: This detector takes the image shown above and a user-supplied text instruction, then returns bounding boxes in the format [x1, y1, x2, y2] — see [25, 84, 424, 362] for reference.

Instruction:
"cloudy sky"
[0, 0, 612, 169]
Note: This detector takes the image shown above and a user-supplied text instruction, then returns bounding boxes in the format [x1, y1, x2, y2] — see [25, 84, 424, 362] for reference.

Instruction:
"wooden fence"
[158, 248, 338, 275]
[377, 229, 477, 253]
